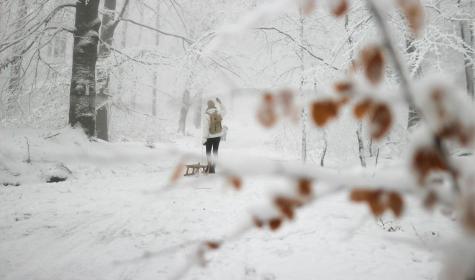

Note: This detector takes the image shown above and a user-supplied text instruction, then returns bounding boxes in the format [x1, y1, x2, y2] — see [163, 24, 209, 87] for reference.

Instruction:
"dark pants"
[205, 137, 221, 173]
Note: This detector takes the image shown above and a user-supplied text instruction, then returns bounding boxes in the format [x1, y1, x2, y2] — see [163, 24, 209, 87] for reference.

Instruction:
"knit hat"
[207, 100, 216, 109]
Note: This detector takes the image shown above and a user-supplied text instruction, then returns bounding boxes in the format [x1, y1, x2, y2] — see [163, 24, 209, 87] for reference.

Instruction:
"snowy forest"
[1, 0, 475, 279]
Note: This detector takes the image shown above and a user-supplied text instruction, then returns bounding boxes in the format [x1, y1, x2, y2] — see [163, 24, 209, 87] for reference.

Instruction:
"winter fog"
[1, 0, 475, 279]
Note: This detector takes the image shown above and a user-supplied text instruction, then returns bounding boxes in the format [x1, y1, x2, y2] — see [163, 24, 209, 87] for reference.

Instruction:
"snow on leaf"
[419, 85, 475, 146]
[412, 146, 448, 185]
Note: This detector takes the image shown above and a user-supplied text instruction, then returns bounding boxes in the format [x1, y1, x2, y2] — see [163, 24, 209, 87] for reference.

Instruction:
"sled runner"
[184, 163, 209, 176]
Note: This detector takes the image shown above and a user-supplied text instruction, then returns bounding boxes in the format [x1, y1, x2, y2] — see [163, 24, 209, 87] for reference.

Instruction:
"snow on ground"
[0, 104, 459, 280]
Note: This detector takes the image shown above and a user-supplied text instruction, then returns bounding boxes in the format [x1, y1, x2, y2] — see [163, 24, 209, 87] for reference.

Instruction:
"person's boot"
[209, 165, 215, 174]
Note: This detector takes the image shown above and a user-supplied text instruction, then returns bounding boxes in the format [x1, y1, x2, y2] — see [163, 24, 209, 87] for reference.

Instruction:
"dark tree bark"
[406, 37, 422, 128]
[459, 0, 475, 99]
[96, 0, 130, 141]
[69, 0, 101, 137]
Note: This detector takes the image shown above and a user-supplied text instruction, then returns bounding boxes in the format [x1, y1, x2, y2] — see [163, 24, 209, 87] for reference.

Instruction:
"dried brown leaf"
[269, 218, 283, 231]
[412, 147, 448, 185]
[206, 241, 221, 250]
[369, 103, 392, 140]
[253, 216, 264, 228]
[423, 191, 438, 210]
[397, 0, 425, 35]
[311, 100, 339, 127]
[332, 0, 348, 17]
[334, 81, 353, 95]
[360, 46, 385, 85]
[303, 0, 316, 15]
[388, 192, 404, 217]
[228, 176, 242, 190]
[350, 188, 373, 202]
[353, 99, 373, 120]
[274, 196, 301, 220]
[298, 178, 313, 197]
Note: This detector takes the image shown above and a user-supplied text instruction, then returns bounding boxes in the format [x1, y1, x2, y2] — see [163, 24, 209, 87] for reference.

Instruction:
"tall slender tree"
[152, 1, 161, 117]
[6, 0, 27, 119]
[458, 0, 475, 99]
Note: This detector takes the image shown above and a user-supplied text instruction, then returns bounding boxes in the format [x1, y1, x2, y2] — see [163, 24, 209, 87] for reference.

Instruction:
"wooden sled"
[184, 163, 209, 176]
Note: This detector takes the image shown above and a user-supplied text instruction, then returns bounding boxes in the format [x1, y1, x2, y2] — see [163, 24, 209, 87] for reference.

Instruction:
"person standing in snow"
[202, 98, 226, 174]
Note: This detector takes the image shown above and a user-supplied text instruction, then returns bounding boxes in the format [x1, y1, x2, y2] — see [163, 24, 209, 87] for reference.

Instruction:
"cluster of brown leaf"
[354, 99, 392, 140]
[350, 188, 404, 217]
[411, 145, 449, 185]
[257, 90, 299, 128]
[429, 87, 475, 146]
[308, 46, 392, 140]
[254, 179, 314, 231]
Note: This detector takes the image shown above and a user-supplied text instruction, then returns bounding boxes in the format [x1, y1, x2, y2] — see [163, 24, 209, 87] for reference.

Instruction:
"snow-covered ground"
[0, 124, 459, 280]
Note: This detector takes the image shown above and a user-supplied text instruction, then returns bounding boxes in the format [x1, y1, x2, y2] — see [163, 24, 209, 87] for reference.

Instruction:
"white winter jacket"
[202, 106, 225, 143]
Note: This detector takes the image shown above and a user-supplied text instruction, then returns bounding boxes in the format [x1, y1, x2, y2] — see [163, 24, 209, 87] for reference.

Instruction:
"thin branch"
[120, 17, 193, 45]
[366, 0, 460, 193]
[256, 27, 340, 71]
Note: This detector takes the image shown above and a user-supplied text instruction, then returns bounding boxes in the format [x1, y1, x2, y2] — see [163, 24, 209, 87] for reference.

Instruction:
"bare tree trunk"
[131, 2, 145, 111]
[96, 0, 129, 141]
[178, 90, 191, 135]
[405, 19, 423, 128]
[299, 9, 307, 163]
[459, 0, 475, 99]
[406, 36, 421, 128]
[68, 0, 101, 137]
[117, 8, 128, 97]
[152, 1, 160, 116]
[320, 130, 328, 167]
[194, 91, 203, 129]
[6, 0, 27, 119]
[346, 14, 367, 167]
[96, 0, 116, 141]
[356, 123, 366, 167]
